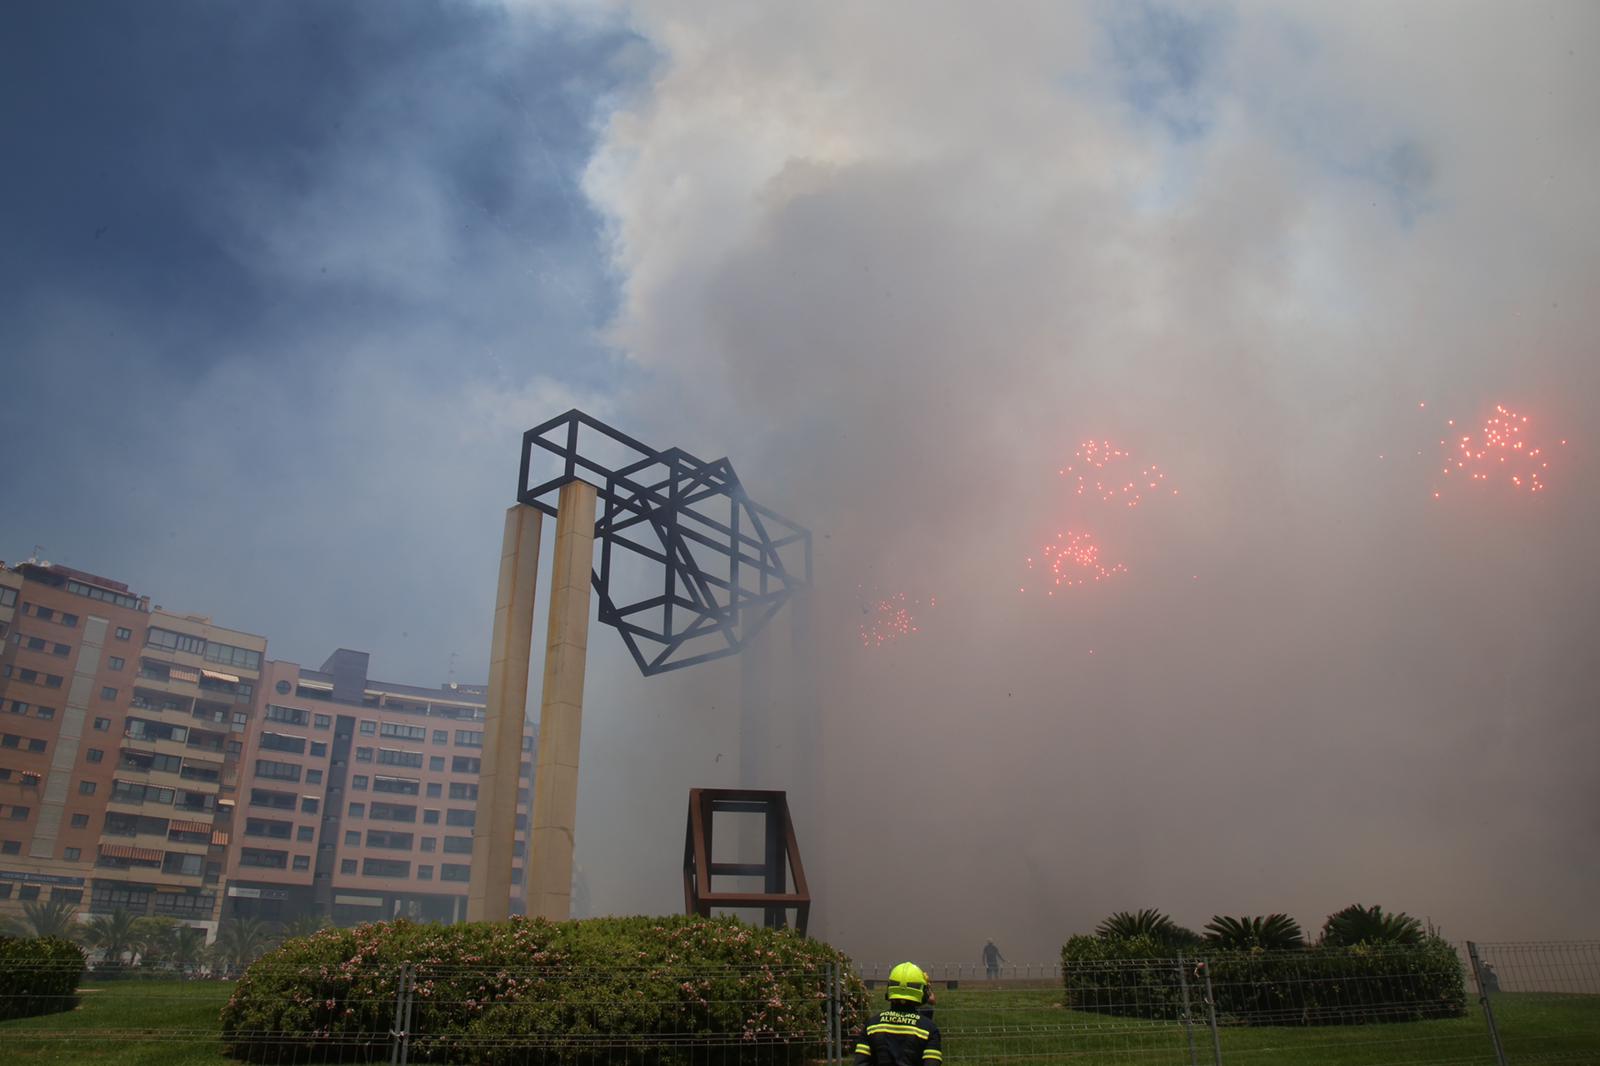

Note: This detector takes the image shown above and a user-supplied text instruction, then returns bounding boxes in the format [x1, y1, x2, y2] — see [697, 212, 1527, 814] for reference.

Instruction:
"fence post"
[1467, 942, 1509, 1066]
[1199, 959, 1223, 1066]
[389, 963, 409, 1066]
[399, 964, 415, 1066]
[1177, 953, 1200, 1066]
[829, 963, 839, 1064]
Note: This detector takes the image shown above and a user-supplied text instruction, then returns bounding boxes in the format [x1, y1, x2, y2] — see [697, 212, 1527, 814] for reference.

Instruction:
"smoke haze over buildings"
[3, 2, 1597, 961]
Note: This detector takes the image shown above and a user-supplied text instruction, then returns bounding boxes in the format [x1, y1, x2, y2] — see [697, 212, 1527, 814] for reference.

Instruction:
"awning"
[168, 819, 212, 835]
[201, 669, 240, 684]
[170, 668, 200, 683]
[210, 830, 230, 846]
[100, 844, 163, 863]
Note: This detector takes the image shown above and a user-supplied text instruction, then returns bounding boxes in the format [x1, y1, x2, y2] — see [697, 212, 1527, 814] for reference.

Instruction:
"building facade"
[0, 558, 532, 936]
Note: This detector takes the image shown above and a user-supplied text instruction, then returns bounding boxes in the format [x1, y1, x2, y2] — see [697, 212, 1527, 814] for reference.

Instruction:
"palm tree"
[79, 908, 145, 966]
[1095, 909, 1201, 948]
[23, 898, 79, 939]
[169, 926, 208, 975]
[135, 916, 181, 968]
[279, 912, 331, 941]
[1321, 904, 1424, 947]
[210, 917, 278, 976]
[1204, 914, 1305, 951]
[0, 912, 25, 938]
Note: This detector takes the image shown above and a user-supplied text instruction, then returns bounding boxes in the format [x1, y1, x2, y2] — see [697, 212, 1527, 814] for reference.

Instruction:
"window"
[417, 864, 433, 880]
[18, 885, 40, 901]
[446, 809, 475, 828]
[239, 848, 288, 869]
[350, 775, 368, 790]
[314, 713, 332, 729]
[265, 704, 310, 726]
[309, 741, 327, 757]
[204, 640, 261, 671]
[452, 756, 481, 774]
[300, 797, 320, 814]
[344, 830, 361, 846]
[449, 782, 479, 801]
[377, 749, 424, 768]
[245, 818, 293, 839]
[254, 759, 301, 782]
[354, 746, 373, 762]
[84, 747, 104, 764]
[441, 863, 470, 882]
[33, 607, 54, 622]
[147, 627, 206, 655]
[306, 770, 322, 785]
[27, 738, 46, 754]
[366, 829, 414, 850]
[249, 788, 296, 810]
[292, 855, 310, 870]
[347, 802, 365, 818]
[0, 587, 13, 607]
[432, 730, 448, 744]
[425, 782, 441, 798]
[115, 626, 132, 640]
[372, 776, 419, 795]
[296, 825, 314, 842]
[380, 722, 426, 741]
[258, 733, 307, 755]
[340, 859, 358, 875]
[100, 687, 118, 701]
[359, 721, 376, 735]
[108, 656, 125, 670]
[162, 852, 204, 876]
[64, 846, 81, 861]
[78, 781, 97, 795]
[8, 806, 32, 821]
[369, 803, 417, 823]
[0, 841, 18, 855]
[226, 740, 242, 754]
[443, 835, 473, 854]
[423, 809, 440, 825]
[420, 837, 436, 852]
[70, 813, 89, 828]
[124, 749, 181, 774]
[52, 642, 71, 656]
[361, 858, 409, 878]
[455, 730, 483, 748]
[94, 717, 110, 732]
[36, 706, 55, 720]
[429, 756, 445, 771]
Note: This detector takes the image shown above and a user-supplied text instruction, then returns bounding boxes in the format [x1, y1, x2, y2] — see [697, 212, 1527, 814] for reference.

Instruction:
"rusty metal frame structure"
[518, 410, 811, 677]
[683, 788, 810, 935]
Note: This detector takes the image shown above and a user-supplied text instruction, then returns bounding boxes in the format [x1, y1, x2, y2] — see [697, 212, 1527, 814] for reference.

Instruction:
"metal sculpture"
[683, 788, 810, 935]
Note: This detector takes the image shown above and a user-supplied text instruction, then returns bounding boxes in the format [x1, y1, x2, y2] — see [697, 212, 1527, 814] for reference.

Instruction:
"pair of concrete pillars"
[467, 481, 597, 923]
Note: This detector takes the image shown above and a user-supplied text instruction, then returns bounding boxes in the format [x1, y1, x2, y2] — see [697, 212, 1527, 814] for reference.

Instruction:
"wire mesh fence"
[0, 943, 1595, 1064]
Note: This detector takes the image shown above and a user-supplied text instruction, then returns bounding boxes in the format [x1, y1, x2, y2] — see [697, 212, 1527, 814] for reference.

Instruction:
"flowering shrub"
[220, 914, 866, 1064]
[0, 935, 86, 1020]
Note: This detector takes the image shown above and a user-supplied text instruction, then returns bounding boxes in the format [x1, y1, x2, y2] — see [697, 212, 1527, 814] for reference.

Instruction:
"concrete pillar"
[526, 480, 598, 921]
[468, 505, 542, 923]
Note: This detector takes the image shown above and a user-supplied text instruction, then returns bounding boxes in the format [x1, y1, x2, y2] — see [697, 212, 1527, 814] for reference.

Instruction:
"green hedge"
[220, 915, 867, 1064]
[0, 935, 87, 1020]
[1061, 935, 1467, 1026]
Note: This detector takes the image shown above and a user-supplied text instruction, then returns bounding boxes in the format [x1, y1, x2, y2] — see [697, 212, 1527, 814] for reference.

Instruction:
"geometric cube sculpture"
[683, 788, 810, 936]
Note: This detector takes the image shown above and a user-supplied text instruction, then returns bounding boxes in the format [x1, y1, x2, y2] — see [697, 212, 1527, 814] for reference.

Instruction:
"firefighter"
[853, 961, 944, 1064]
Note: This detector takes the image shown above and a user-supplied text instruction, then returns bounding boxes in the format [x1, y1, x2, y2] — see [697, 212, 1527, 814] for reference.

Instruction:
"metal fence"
[0, 943, 1595, 1064]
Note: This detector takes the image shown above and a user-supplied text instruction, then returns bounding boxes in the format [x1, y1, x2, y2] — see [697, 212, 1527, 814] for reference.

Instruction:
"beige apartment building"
[0, 556, 533, 936]
[224, 650, 532, 926]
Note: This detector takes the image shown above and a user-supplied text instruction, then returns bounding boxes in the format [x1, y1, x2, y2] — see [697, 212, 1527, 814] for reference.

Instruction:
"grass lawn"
[2, 976, 1594, 1064]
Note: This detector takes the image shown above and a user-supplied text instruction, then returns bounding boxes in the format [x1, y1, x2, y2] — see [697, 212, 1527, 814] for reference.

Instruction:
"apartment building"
[225, 649, 532, 926]
[0, 560, 263, 933]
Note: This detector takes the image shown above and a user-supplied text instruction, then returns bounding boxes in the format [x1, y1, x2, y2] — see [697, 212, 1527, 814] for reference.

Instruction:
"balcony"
[134, 668, 201, 699]
[121, 734, 191, 762]
[97, 829, 170, 852]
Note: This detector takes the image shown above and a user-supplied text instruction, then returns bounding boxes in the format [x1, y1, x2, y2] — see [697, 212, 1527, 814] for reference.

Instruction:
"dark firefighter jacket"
[852, 1005, 943, 1064]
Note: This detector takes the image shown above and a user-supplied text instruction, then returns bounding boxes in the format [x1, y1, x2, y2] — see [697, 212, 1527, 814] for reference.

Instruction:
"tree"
[0, 912, 25, 938]
[135, 916, 182, 968]
[23, 899, 78, 939]
[1094, 910, 1202, 948]
[1320, 904, 1424, 947]
[279, 912, 331, 941]
[1204, 914, 1305, 951]
[168, 926, 208, 975]
[78, 909, 145, 966]
[210, 917, 278, 976]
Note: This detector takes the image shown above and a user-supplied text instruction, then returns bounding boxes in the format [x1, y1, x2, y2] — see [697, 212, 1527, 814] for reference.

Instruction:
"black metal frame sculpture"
[518, 410, 811, 676]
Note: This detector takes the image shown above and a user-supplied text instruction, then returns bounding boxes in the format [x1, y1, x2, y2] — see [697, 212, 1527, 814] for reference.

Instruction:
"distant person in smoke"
[983, 939, 1006, 980]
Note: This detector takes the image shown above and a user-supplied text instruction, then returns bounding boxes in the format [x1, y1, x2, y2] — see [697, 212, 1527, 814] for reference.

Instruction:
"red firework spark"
[1435, 403, 1562, 497]
[857, 587, 936, 648]
[1020, 531, 1127, 595]
[1059, 439, 1177, 508]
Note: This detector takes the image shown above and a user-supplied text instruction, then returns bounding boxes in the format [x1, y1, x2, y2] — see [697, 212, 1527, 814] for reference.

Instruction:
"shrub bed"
[220, 915, 867, 1064]
[0, 935, 87, 1020]
[1061, 935, 1467, 1026]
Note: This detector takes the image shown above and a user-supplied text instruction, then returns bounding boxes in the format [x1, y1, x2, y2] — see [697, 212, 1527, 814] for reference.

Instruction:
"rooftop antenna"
[448, 651, 459, 687]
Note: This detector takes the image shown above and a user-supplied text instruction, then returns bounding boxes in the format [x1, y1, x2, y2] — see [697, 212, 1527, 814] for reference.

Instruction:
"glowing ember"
[857, 587, 936, 648]
[1021, 531, 1127, 594]
[1059, 439, 1177, 508]
[1435, 403, 1562, 497]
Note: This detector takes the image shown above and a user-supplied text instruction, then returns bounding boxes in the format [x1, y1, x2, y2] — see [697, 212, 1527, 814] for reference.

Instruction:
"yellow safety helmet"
[887, 961, 930, 1004]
